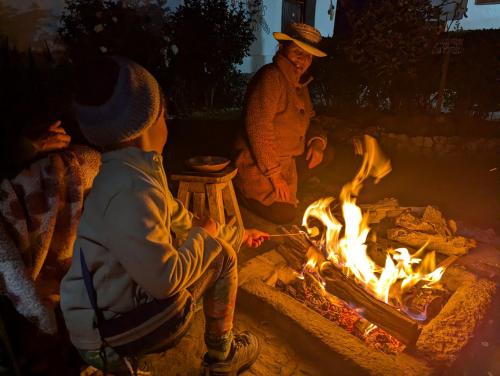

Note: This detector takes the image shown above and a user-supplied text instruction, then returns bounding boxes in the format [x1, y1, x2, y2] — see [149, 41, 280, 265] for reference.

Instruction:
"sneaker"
[201, 331, 260, 376]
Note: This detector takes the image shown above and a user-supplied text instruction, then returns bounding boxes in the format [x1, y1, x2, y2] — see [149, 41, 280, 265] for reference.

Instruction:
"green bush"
[58, 0, 169, 79]
[310, 37, 365, 115]
[310, 1, 499, 120]
[58, 0, 257, 114]
[164, 0, 257, 112]
[446, 29, 500, 118]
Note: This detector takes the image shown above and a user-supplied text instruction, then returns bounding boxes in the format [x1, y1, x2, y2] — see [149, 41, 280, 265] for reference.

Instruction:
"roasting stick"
[269, 226, 320, 238]
[268, 231, 307, 238]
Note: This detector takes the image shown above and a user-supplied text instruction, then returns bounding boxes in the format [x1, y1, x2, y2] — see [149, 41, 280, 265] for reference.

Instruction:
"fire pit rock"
[238, 248, 496, 374]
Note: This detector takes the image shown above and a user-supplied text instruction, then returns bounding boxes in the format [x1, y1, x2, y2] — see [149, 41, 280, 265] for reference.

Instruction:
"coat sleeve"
[103, 187, 222, 299]
[168, 193, 193, 237]
[306, 116, 328, 150]
[164, 191, 243, 251]
[217, 223, 244, 252]
[243, 68, 282, 178]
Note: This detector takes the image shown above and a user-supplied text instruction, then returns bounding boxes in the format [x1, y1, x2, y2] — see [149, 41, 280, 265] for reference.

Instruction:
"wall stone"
[317, 115, 499, 157]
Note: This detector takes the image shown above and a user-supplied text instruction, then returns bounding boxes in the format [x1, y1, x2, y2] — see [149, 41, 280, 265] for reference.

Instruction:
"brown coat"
[234, 54, 326, 206]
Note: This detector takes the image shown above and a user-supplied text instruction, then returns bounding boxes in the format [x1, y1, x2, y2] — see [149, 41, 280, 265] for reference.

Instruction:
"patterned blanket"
[0, 146, 100, 334]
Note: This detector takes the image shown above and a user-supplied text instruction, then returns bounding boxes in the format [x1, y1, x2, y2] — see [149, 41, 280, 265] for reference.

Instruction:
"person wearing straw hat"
[234, 23, 328, 224]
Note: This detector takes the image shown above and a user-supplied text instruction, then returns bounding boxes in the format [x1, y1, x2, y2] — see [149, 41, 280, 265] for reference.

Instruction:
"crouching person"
[60, 56, 268, 375]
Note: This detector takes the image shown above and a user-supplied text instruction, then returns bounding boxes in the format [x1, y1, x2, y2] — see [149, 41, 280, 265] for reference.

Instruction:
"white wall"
[315, 0, 336, 37]
[166, 0, 183, 10]
[239, 0, 281, 73]
[239, 0, 336, 73]
[460, 2, 500, 30]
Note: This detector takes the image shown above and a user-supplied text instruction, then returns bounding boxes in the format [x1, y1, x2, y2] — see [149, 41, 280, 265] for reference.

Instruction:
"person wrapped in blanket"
[60, 56, 268, 375]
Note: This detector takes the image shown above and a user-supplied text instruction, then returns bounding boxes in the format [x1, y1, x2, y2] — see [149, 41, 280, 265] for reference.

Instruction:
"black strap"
[79, 248, 105, 326]
[80, 248, 115, 374]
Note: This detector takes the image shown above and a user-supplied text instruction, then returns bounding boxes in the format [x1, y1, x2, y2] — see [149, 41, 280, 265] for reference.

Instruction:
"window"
[282, 0, 316, 30]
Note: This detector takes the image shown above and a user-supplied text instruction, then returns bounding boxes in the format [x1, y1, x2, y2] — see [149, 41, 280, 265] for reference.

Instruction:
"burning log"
[402, 287, 446, 321]
[276, 273, 405, 354]
[275, 225, 326, 268]
[276, 226, 421, 345]
[319, 263, 420, 345]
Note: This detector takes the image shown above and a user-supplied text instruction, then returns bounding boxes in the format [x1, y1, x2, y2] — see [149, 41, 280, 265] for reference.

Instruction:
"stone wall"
[318, 116, 500, 157]
[379, 132, 500, 157]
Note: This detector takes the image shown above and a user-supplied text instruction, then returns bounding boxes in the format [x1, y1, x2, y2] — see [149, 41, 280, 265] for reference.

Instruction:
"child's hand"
[242, 229, 270, 248]
[193, 215, 218, 237]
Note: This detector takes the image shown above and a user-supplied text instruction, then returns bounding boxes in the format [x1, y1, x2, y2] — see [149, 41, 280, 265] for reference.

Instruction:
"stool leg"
[206, 184, 225, 224]
[192, 192, 206, 218]
[177, 182, 191, 211]
[222, 182, 243, 229]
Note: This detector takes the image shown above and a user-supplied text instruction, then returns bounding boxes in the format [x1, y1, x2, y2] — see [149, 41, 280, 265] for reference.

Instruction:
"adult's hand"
[29, 120, 71, 153]
[242, 229, 270, 248]
[270, 174, 290, 202]
[193, 215, 218, 237]
[306, 139, 325, 169]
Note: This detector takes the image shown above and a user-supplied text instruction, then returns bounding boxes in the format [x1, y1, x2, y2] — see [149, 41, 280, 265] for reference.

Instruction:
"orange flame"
[302, 135, 446, 314]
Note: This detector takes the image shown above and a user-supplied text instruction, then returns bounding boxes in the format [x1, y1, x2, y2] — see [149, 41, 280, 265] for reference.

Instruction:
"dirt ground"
[147, 304, 341, 376]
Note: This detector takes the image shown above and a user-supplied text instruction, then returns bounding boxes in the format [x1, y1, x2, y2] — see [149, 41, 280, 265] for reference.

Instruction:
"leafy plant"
[58, 0, 257, 113]
[446, 29, 500, 118]
[58, 0, 169, 79]
[310, 37, 365, 114]
[164, 0, 257, 112]
[342, 0, 442, 112]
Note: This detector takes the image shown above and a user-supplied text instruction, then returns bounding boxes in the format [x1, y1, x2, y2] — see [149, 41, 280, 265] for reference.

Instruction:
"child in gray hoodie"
[60, 56, 267, 375]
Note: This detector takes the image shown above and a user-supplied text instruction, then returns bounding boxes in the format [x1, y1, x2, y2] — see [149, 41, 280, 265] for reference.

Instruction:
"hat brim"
[273, 32, 327, 57]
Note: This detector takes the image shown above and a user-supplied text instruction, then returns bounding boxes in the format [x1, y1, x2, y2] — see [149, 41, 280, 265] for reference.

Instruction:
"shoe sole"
[202, 340, 260, 376]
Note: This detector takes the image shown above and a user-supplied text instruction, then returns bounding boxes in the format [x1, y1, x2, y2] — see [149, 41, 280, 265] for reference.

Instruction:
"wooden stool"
[171, 166, 243, 229]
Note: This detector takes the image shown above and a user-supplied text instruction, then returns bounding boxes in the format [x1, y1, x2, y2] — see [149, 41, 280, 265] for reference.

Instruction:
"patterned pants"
[190, 240, 238, 338]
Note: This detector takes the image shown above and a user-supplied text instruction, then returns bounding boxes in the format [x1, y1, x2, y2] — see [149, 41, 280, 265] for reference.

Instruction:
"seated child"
[60, 56, 268, 375]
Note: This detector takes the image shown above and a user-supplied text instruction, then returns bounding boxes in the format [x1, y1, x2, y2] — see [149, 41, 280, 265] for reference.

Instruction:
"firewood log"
[386, 228, 476, 256]
[402, 287, 446, 322]
[276, 225, 420, 345]
[359, 198, 406, 224]
[319, 263, 420, 345]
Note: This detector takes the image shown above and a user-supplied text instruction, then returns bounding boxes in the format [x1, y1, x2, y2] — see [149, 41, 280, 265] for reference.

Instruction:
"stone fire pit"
[238, 249, 495, 375]
[237, 201, 496, 375]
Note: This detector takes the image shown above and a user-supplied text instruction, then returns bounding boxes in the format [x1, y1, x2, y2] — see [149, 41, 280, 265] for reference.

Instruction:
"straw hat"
[274, 23, 327, 57]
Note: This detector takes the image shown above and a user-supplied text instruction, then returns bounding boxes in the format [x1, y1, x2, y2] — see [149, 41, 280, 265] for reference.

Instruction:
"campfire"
[269, 135, 455, 348]
[300, 135, 451, 324]
[238, 135, 496, 374]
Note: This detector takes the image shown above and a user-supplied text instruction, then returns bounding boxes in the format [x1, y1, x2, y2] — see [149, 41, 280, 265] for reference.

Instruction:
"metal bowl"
[185, 156, 231, 173]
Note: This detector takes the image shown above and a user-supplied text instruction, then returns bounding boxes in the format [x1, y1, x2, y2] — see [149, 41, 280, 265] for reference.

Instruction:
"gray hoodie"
[60, 147, 242, 350]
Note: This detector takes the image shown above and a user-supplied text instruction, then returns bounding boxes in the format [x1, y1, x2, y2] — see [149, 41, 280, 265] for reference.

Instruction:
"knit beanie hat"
[74, 56, 162, 147]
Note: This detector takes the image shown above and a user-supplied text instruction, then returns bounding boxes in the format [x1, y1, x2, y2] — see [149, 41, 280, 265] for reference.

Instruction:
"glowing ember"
[302, 135, 447, 317]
